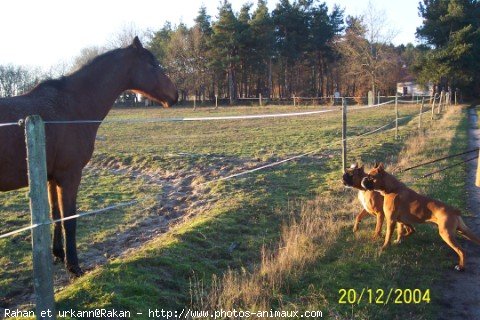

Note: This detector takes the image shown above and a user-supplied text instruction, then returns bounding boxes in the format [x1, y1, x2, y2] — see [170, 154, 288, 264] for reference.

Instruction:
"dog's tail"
[457, 217, 480, 245]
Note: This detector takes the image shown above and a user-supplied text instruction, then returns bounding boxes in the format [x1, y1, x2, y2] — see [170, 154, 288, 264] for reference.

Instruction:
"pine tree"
[148, 22, 173, 66]
[416, 0, 480, 95]
[237, 3, 254, 98]
[250, 0, 275, 97]
[193, 6, 213, 100]
[272, 0, 309, 97]
[210, 0, 241, 104]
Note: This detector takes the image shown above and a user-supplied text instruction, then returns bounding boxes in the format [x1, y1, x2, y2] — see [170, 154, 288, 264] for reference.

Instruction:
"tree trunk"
[228, 65, 236, 105]
[268, 58, 272, 99]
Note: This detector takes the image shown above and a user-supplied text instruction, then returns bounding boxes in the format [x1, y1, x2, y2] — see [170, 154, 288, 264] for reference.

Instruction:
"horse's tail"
[457, 217, 480, 245]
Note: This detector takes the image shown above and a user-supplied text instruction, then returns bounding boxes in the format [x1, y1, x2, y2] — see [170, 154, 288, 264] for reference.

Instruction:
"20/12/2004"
[338, 288, 431, 304]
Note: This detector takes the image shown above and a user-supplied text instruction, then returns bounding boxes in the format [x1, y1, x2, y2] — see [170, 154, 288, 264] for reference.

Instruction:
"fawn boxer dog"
[343, 163, 414, 240]
[361, 163, 480, 271]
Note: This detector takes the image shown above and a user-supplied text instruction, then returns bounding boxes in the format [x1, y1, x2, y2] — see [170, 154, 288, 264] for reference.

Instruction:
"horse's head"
[128, 36, 178, 108]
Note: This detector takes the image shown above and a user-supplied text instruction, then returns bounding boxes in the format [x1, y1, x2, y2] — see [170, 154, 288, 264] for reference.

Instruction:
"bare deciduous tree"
[107, 22, 147, 48]
[70, 46, 104, 72]
[0, 65, 41, 97]
[337, 1, 400, 98]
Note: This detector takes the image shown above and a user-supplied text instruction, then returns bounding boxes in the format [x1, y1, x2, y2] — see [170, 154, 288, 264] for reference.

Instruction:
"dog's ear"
[350, 163, 358, 169]
[359, 165, 364, 172]
[374, 161, 379, 168]
[377, 162, 385, 171]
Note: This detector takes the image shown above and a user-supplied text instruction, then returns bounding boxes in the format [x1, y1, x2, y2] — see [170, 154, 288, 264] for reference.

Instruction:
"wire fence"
[0, 98, 442, 241]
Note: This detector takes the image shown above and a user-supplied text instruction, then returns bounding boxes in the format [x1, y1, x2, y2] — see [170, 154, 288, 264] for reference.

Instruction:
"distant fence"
[120, 93, 454, 109]
[0, 93, 455, 318]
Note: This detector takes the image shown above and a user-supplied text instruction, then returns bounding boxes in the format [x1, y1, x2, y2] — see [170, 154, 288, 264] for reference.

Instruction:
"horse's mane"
[29, 78, 66, 94]
[29, 48, 126, 95]
[72, 48, 125, 76]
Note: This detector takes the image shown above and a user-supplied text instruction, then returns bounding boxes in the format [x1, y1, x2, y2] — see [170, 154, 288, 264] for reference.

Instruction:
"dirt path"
[439, 107, 480, 320]
[1, 154, 273, 313]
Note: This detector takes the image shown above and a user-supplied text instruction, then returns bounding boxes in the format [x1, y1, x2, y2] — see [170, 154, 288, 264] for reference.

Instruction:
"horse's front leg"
[48, 180, 64, 263]
[57, 171, 84, 276]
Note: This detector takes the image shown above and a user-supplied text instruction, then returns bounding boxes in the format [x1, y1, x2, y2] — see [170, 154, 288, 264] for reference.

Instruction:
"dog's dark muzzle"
[342, 172, 354, 187]
[361, 177, 375, 190]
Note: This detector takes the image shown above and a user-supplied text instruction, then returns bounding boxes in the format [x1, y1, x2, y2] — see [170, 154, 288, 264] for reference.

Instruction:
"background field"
[0, 103, 470, 319]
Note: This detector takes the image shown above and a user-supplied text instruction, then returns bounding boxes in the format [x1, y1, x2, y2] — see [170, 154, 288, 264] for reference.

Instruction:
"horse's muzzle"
[162, 92, 179, 108]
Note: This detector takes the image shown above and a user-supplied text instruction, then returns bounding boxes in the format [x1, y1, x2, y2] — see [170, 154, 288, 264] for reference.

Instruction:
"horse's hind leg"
[48, 180, 64, 263]
[57, 171, 84, 276]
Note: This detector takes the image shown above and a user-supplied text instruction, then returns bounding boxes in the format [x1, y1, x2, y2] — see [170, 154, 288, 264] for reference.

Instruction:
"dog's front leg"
[381, 195, 398, 250]
[381, 217, 396, 250]
[373, 212, 384, 240]
[353, 209, 368, 232]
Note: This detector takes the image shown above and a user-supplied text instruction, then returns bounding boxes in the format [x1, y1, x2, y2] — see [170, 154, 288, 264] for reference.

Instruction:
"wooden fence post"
[342, 97, 347, 172]
[193, 95, 196, 111]
[419, 97, 424, 130]
[25, 115, 56, 320]
[437, 91, 444, 114]
[395, 94, 399, 139]
[215, 95, 218, 109]
[293, 94, 296, 107]
[476, 149, 480, 187]
[259, 93, 263, 107]
[431, 93, 437, 119]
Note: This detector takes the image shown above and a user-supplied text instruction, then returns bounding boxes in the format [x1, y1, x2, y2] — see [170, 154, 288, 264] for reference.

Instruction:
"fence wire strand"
[0, 100, 435, 239]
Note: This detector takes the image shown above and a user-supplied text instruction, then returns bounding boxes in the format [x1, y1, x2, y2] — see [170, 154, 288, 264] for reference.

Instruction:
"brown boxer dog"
[343, 163, 414, 241]
[362, 163, 480, 271]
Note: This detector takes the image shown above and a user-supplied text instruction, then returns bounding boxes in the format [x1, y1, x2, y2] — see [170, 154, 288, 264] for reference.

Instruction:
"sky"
[0, 0, 423, 70]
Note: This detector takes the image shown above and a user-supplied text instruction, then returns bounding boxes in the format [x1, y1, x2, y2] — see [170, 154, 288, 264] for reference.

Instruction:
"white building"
[396, 79, 433, 96]
[396, 65, 433, 96]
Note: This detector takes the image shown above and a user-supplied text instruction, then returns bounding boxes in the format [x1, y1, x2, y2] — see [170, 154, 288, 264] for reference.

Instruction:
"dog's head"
[342, 163, 367, 189]
[361, 162, 386, 191]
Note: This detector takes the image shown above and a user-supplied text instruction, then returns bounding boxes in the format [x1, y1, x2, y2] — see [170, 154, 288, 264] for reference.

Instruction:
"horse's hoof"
[454, 265, 465, 272]
[54, 256, 64, 264]
[67, 265, 85, 277]
[53, 249, 65, 263]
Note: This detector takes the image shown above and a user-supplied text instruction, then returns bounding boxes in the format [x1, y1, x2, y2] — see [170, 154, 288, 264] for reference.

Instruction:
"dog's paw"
[393, 239, 402, 245]
[454, 265, 465, 272]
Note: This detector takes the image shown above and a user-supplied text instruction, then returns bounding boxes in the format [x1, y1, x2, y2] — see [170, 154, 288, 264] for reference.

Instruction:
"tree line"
[147, 0, 479, 102]
[1, 0, 478, 101]
[415, 0, 480, 97]
[148, 0, 384, 103]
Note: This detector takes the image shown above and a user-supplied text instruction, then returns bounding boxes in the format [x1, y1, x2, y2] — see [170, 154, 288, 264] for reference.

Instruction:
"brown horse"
[0, 37, 178, 276]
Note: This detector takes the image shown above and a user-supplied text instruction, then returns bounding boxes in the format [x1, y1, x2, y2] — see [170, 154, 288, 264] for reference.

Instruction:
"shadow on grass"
[54, 114, 462, 320]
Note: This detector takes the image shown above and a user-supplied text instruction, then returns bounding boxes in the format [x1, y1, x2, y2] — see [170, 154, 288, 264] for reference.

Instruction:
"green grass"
[279, 107, 469, 319]
[0, 103, 468, 319]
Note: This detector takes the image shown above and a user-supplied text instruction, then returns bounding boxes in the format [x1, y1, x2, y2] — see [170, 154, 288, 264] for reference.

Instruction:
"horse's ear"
[132, 36, 143, 50]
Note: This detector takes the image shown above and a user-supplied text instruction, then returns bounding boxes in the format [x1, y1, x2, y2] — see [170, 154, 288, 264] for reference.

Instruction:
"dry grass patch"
[192, 194, 349, 311]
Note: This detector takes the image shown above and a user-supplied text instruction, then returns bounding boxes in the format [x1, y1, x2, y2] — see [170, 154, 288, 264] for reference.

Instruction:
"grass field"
[0, 102, 470, 319]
